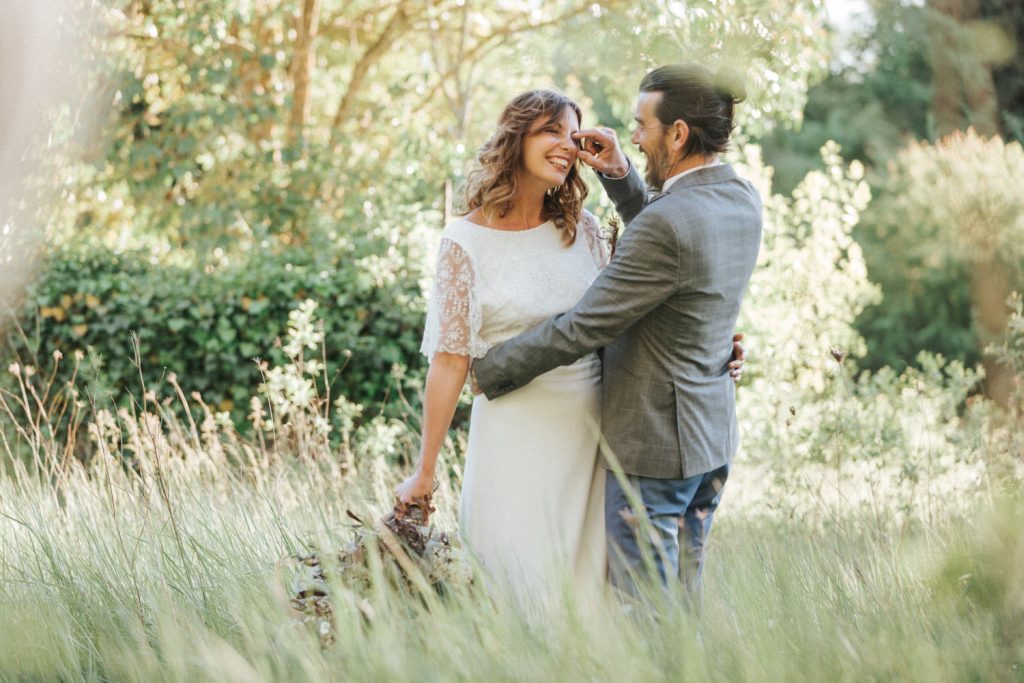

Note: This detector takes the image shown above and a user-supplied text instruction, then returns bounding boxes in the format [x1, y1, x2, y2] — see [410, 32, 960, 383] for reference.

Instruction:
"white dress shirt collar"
[661, 157, 722, 193]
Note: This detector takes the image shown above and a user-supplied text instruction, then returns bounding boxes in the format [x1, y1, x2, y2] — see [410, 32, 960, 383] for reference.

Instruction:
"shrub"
[856, 132, 1024, 400]
[730, 143, 1011, 521]
[2, 223, 434, 430]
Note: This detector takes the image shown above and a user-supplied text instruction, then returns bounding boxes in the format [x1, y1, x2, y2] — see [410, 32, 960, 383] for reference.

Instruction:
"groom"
[472, 64, 763, 597]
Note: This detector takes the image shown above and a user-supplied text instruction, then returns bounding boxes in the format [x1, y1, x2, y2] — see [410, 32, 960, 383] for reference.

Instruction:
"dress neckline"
[456, 216, 554, 233]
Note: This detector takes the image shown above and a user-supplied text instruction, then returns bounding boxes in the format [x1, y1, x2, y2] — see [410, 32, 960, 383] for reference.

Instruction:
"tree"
[45, 0, 829, 260]
[875, 131, 1024, 404]
[925, 0, 1020, 404]
[760, 0, 1022, 191]
[289, 0, 321, 136]
[759, 0, 1024, 399]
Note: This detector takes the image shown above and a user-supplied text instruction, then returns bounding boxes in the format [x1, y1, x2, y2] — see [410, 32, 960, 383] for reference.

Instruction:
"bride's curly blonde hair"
[463, 90, 588, 245]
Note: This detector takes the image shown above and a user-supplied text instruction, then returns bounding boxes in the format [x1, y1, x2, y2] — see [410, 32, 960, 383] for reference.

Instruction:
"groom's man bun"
[639, 63, 746, 159]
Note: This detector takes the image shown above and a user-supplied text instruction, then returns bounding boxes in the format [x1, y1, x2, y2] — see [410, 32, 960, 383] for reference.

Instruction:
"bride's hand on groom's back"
[729, 333, 746, 384]
[572, 127, 629, 178]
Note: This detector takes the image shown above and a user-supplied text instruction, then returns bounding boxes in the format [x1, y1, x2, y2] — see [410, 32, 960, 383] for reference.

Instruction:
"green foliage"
[745, 351, 990, 509]
[986, 0, 1024, 138]
[44, 0, 829, 263]
[857, 132, 1024, 377]
[990, 292, 1024, 378]
[731, 142, 1006, 508]
[757, 0, 1024, 376]
[5, 218, 435, 425]
[760, 0, 1024, 195]
[735, 141, 878, 394]
[758, 1, 936, 195]
[853, 209, 978, 373]
[879, 132, 1024, 269]
[753, 1, 947, 374]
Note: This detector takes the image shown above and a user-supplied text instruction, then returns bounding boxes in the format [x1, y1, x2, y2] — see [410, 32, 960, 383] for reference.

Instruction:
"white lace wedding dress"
[421, 211, 610, 601]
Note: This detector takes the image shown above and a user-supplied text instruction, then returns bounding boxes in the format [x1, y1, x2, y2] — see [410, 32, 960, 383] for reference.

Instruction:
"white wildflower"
[283, 299, 324, 358]
[313, 415, 332, 436]
[261, 365, 316, 416]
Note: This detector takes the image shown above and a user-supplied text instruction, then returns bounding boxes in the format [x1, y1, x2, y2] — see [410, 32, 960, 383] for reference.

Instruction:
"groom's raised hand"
[572, 127, 629, 178]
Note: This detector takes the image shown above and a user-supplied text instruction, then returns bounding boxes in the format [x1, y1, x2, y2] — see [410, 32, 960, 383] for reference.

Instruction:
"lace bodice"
[421, 211, 610, 359]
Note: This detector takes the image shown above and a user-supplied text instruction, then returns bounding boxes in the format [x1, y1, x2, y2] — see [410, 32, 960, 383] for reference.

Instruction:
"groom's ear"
[669, 119, 690, 154]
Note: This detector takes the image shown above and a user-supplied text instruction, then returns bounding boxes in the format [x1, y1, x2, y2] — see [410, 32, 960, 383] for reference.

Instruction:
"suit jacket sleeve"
[597, 157, 648, 225]
[474, 189, 678, 399]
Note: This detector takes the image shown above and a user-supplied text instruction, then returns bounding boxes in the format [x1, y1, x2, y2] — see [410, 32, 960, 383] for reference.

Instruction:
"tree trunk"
[290, 0, 321, 136]
[930, 0, 1012, 404]
[961, 49, 1001, 137]
[928, 0, 1003, 137]
[233, 13, 274, 143]
[970, 265, 1015, 406]
[332, 2, 413, 130]
[928, 5, 965, 136]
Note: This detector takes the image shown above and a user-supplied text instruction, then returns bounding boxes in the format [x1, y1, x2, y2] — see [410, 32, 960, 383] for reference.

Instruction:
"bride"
[396, 90, 740, 598]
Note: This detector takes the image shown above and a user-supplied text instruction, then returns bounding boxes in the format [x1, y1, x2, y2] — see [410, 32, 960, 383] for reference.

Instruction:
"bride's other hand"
[729, 333, 746, 383]
[572, 127, 629, 178]
[395, 470, 434, 504]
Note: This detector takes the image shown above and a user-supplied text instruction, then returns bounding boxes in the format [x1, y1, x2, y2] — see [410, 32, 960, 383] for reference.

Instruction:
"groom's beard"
[642, 143, 671, 191]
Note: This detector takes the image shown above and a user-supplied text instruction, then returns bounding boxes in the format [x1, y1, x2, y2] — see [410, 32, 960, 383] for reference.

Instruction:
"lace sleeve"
[580, 210, 610, 269]
[420, 237, 489, 360]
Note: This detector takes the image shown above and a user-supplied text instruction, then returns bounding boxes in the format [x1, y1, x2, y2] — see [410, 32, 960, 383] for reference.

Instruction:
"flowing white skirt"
[459, 353, 606, 602]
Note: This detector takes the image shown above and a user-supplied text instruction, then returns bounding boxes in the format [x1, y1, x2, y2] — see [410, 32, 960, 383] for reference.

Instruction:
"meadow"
[1, 307, 1021, 683]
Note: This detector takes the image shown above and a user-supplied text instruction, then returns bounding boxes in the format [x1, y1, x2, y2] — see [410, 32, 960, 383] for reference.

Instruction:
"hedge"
[4, 241, 429, 426]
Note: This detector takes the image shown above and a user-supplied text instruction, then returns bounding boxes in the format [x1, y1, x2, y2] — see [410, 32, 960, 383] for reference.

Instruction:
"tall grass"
[1, 305, 1021, 681]
[1, 428, 1020, 682]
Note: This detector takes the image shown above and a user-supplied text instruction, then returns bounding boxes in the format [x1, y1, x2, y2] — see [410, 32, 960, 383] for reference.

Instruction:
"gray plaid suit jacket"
[473, 161, 762, 479]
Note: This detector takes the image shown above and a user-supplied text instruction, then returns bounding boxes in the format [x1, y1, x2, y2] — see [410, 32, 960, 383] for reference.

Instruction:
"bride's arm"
[396, 351, 469, 503]
[399, 235, 479, 502]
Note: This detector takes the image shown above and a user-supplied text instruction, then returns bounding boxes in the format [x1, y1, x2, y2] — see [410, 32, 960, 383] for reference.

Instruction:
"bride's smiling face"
[518, 106, 580, 190]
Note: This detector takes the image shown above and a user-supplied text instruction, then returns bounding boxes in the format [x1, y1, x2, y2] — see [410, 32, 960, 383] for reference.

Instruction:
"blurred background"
[2, 5, 1023, 676]
[0, 0, 1021, 462]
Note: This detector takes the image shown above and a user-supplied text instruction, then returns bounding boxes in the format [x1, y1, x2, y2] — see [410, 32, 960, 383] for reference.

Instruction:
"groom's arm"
[474, 205, 678, 399]
[598, 158, 649, 225]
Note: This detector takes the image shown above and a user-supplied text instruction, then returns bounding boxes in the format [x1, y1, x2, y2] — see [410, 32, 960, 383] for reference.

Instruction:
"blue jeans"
[605, 464, 729, 600]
